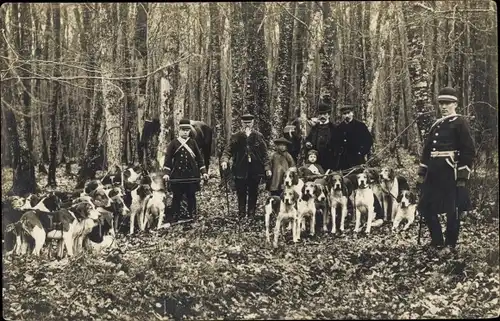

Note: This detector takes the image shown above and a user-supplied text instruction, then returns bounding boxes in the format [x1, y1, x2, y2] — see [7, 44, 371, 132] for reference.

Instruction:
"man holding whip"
[416, 87, 476, 257]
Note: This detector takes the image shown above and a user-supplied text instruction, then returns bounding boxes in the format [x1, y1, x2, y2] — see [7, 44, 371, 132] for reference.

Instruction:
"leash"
[167, 177, 203, 183]
[300, 111, 435, 181]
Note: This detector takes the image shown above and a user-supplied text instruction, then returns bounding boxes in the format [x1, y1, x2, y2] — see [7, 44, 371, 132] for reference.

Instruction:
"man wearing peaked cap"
[221, 112, 271, 219]
[417, 86, 476, 257]
[333, 104, 373, 171]
[163, 118, 209, 221]
[305, 101, 337, 171]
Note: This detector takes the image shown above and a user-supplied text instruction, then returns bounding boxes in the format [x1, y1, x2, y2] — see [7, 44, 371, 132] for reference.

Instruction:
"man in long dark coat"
[333, 105, 373, 171]
[163, 119, 209, 220]
[305, 102, 337, 171]
[417, 87, 475, 256]
[221, 113, 271, 219]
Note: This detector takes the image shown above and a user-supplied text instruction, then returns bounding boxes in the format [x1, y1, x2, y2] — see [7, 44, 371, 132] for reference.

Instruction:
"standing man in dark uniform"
[417, 87, 475, 256]
[163, 119, 209, 221]
[334, 105, 373, 171]
[305, 102, 337, 171]
[221, 113, 272, 219]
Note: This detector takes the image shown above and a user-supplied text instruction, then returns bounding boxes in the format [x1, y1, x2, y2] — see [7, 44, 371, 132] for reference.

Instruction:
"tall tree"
[47, 3, 61, 187]
[10, 3, 37, 194]
[101, 3, 123, 173]
[76, 4, 102, 188]
[135, 3, 150, 168]
[208, 3, 223, 158]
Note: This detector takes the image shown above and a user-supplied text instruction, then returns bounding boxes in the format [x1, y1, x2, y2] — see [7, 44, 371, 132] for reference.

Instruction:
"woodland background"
[1, 3, 499, 319]
[0, 2, 498, 201]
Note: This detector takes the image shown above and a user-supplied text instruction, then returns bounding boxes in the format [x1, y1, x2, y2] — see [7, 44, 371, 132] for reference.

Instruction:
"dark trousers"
[235, 177, 260, 216]
[425, 211, 461, 247]
[170, 184, 197, 219]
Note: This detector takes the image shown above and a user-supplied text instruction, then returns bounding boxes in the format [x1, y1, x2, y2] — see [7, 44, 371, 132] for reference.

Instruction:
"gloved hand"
[266, 170, 272, 178]
[202, 173, 209, 181]
[221, 162, 227, 170]
[163, 174, 170, 182]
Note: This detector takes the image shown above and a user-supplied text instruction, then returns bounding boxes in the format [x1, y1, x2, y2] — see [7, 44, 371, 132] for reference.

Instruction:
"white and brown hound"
[326, 173, 353, 234]
[296, 181, 320, 239]
[12, 201, 101, 258]
[378, 167, 401, 221]
[392, 190, 418, 231]
[129, 183, 153, 235]
[269, 188, 300, 248]
[350, 171, 383, 234]
[283, 167, 305, 198]
[139, 172, 168, 232]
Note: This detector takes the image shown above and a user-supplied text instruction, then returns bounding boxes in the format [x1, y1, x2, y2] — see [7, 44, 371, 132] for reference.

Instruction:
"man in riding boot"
[417, 87, 475, 257]
[163, 119, 209, 221]
[221, 113, 271, 219]
[333, 104, 373, 171]
[305, 101, 337, 171]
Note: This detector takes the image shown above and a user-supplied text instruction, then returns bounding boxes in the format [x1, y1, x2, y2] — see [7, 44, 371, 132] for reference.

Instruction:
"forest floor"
[2, 158, 499, 320]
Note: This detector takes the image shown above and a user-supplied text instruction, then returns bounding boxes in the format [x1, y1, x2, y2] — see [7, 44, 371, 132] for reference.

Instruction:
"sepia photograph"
[1, 1, 498, 319]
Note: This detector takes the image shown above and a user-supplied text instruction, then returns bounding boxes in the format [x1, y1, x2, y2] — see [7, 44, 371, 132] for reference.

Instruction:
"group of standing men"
[165, 87, 476, 256]
[221, 101, 373, 219]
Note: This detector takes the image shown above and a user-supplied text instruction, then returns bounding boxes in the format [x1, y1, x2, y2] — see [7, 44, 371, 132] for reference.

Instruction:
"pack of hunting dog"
[2, 84, 479, 259]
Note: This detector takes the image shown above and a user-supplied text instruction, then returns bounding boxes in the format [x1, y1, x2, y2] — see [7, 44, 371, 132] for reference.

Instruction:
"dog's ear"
[293, 190, 299, 201]
[396, 192, 403, 203]
[292, 171, 299, 185]
[280, 191, 285, 200]
[390, 168, 395, 179]
[301, 184, 306, 195]
[346, 175, 358, 189]
[314, 184, 322, 197]
[409, 192, 417, 204]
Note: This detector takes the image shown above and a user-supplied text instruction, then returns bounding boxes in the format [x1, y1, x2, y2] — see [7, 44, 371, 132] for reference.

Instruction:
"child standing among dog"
[163, 119, 209, 221]
[304, 149, 325, 175]
[267, 137, 295, 197]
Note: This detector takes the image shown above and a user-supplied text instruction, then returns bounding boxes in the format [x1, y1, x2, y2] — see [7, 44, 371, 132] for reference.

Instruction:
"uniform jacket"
[417, 114, 476, 213]
[305, 122, 337, 170]
[418, 114, 475, 181]
[163, 137, 206, 188]
[268, 151, 295, 191]
[221, 130, 271, 179]
[333, 118, 373, 170]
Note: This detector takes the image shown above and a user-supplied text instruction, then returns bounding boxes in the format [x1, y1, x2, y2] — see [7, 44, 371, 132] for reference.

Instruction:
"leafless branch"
[276, 3, 313, 36]
[1, 53, 196, 82]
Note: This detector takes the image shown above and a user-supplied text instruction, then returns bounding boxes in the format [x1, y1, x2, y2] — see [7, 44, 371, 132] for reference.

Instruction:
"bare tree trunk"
[135, 2, 149, 168]
[220, 3, 232, 144]
[243, 2, 271, 140]
[10, 3, 36, 194]
[173, 10, 188, 137]
[209, 3, 223, 157]
[275, 2, 293, 128]
[101, 4, 123, 173]
[404, 3, 433, 154]
[47, 3, 61, 187]
[230, 2, 247, 134]
[199, 4, 211, 125]
[299, 8, 323, 136]
[76, 4, 101, 188]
